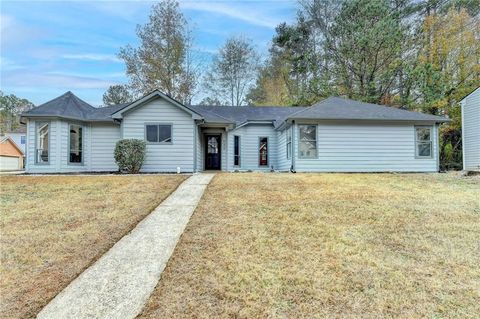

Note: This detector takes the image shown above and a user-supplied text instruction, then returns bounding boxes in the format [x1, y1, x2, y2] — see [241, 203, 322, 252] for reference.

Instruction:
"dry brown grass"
[0, 174, 186, 319]
[140, 173, 480, 319]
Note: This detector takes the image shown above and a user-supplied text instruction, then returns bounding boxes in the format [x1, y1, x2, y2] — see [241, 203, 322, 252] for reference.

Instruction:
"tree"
[197, 97, 224, 106]
[118, 0, 198, 104]
[203, 36, 260, 106]
[0, 91, 34, 133]
[327, 0, 407, 103]
[102, 85, 134, 106]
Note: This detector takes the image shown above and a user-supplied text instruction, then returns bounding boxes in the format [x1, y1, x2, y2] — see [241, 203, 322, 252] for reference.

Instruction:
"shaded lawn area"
[140, 173, 480, 319]
[0, 174, 186, 319]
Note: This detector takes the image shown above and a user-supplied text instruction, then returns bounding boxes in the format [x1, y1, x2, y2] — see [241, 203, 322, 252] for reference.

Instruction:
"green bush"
[114, 139, 146, 173]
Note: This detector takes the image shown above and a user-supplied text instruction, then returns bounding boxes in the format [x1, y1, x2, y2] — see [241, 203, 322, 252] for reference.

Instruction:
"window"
[20, 136, 26, 144]
[36, 122, 49, 164]
[145, 124, 172, 143]
[286, 127, 292, 159]
[234, 135, 240, 166]
[415, 126, 432, 158]
[259, 137, 268, 166]
[69, 124, 83, 164]
[299, 125, 317, 158]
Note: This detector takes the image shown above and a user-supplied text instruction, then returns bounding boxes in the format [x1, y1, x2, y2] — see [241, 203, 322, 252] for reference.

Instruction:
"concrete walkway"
[37, 173, 215, 319]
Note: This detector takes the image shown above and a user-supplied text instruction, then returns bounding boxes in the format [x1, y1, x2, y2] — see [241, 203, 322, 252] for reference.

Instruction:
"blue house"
[21, 90, 449, 173]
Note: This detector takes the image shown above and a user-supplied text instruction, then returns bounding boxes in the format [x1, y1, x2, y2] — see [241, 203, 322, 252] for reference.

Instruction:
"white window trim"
[233, 135, 241, 167]
[35, 121, 50, 165]
[68, 123, 84, 165]
[144, 123, 173, 144]
[298, 124, 318, 159]
[258, 136, 269, 167]
[414, 125, 433, 159]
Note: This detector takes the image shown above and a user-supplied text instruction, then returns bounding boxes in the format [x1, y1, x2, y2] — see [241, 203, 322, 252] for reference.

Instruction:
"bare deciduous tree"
[203, 36, 260, 106]
[118, 0, 198, 104]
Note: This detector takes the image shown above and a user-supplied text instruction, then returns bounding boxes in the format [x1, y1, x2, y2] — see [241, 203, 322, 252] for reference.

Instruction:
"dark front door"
[205, 135, 221, 170]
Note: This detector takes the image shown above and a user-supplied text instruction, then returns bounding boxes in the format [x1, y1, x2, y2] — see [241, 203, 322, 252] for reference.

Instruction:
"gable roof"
[111, 90, 203, 119]
[280, 96, 450, 126]
[459, 87, 480, 102]
[0, 136, 24, 156]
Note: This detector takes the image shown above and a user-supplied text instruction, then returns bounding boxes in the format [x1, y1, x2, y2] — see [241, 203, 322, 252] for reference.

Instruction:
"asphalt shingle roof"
[22, 92, 450, 126]
[190, 105, 309, 125]
[286, 97, 448, 123]
[22, 92, 129, 122]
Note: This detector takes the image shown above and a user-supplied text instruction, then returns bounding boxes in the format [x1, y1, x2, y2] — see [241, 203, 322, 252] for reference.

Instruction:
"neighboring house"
[4, 126, 27, 154]
[20, 90, 449, 173]
[460, 87, 480, 171]
[0, 136, 24, 171]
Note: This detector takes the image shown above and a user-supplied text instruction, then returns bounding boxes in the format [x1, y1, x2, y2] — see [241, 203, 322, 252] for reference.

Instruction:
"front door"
[205, 135, 221, 170]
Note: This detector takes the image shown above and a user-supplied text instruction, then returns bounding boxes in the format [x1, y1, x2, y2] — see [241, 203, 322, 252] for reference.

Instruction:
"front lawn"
[140, 173, 480, 319]
[0, 174, 186, 319]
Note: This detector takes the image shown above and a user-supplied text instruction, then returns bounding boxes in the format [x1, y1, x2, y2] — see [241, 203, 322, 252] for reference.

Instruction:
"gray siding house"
[461, 87, 480, 171]
[21, 90, 449, 173]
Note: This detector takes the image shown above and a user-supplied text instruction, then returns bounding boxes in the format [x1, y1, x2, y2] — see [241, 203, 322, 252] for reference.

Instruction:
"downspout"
[290, 121, 296, 173]
[193, 121, 198, 173]
[461, 101, 466, 171]
[435, 123, 440, 172]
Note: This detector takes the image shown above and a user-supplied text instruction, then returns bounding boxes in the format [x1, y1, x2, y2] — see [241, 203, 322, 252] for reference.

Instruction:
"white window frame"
[233, 135, 241, 167]
[415, 126, 433, 159]
[145, 123, 173, 144]
[68, 123, 84, 165]
[298, 125, 317, 159]
[35, 121, 50, 164]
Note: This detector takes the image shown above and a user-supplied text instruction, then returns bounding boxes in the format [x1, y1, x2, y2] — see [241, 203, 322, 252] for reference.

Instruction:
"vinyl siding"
[90, 124, 121, 171]
[226, 124, 278, 171]
[294, 122, 438, 172]
[462, 88, 480, 171]
[121, 97, 195, 172]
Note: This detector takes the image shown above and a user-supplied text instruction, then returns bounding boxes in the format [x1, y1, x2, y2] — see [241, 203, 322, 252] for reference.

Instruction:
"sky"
[0, 0, 297, 106]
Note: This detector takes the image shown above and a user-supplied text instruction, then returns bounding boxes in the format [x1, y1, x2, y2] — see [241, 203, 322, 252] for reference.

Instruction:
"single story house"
[460, 87, 480, 171]
[0, 136, 25, 171]
[20, 90, 449, 173]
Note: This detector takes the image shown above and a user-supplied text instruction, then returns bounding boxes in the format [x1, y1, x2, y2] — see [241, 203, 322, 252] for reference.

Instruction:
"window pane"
[299, 125, 317, 158]
[300, 125, 316, 140]
[417, 142, 431, 157]
[259, 137, 268, 166]
[146, 125, 158, 142]
[299, 140, 317, 158]
[416, 128, 431, 141]
[158, 125, 172, 143]
[234, 136, 240, 166]
[69, 124, 83, 163]
[36, 122, 49, 163]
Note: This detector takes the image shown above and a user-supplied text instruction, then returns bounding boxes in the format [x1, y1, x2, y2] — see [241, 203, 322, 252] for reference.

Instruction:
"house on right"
[461, 87, 480, 171]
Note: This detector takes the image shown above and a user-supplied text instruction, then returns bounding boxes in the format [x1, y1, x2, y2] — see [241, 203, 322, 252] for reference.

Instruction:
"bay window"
[69, 124, 83, 164]
[36, 122, 49, 164]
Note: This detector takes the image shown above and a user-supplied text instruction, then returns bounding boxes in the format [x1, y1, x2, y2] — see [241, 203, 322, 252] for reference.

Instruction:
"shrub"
[114, 139, 146, 173]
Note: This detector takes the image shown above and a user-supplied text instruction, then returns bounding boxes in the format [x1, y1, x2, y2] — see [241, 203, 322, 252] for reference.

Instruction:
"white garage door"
[0, 156, 21, 171]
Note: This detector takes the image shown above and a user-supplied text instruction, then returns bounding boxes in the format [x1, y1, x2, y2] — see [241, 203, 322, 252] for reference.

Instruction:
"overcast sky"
[1, 0, 297, 106]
